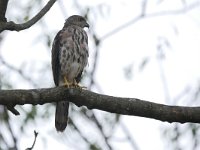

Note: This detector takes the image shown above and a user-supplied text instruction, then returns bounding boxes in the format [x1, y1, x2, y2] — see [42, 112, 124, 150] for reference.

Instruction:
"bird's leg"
[63, 76, 72, 88]
[72, 79, 78, 87]
[73, 79, 87, 89]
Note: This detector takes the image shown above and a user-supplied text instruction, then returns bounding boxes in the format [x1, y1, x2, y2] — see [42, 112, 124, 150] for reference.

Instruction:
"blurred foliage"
[1, 0, 200, 150]
[1, 0, 121, 150]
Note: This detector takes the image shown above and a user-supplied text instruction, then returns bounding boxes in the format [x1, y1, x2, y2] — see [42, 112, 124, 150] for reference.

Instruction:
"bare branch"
[100, 1, 200, 40]
[25, 130, 38, 150]
[141, 0, 148, 16]
[70, 118, 92, 145]
[6, 114, 18, 149]
[4, 108, 18, 149]
[0, 56, 39, 88]
[0, 0, 57, 33]
[120, 122, 139, 150]
[88, 44, 100, 89]
[0, 87, 200, 123]
[90, 113, 113, 150]
[0, 0, 9, 22]
[6, 106, 20, 115]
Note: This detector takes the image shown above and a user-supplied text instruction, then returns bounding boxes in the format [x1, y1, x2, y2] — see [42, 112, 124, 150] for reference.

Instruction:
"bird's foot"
[72, 79, 87, 89]
[63, 76, 73, 88]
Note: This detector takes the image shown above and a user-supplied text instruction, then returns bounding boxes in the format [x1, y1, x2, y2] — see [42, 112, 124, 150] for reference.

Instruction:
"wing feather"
[51, 31, 62, 86]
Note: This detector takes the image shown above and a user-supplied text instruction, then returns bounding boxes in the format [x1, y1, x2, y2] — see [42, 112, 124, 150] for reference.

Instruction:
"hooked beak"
[85, 22, 89, 28]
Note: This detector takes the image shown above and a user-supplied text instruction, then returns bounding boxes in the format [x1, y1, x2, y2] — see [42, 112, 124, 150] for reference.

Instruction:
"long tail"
[55, 101, 69, 132]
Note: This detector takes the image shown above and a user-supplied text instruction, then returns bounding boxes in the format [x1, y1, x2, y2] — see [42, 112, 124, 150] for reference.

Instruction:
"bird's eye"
[79, 17, 85, 22]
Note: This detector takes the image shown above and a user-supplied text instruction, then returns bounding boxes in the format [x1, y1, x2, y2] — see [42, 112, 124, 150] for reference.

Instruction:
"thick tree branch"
[0, 87, 200, 123]
[0, 0, 56, 33]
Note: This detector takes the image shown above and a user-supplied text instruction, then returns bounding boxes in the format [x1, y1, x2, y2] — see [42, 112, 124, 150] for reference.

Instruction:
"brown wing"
[52, 30, 69, 131]
[51, 31, 62, 86]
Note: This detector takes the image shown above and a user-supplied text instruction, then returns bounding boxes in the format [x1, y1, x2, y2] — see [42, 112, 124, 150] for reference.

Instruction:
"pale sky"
[1, 0, 200, 150]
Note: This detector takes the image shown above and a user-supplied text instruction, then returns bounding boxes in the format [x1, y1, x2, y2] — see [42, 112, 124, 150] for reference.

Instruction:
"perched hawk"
[51, 15, 89, 132]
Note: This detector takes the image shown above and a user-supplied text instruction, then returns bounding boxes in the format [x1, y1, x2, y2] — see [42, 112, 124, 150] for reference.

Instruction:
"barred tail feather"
[55, 101, 69, 132]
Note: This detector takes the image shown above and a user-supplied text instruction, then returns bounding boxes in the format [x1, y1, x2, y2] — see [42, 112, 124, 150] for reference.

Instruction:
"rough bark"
[0, 87, 200, 123]
[0, 0, 57, 33]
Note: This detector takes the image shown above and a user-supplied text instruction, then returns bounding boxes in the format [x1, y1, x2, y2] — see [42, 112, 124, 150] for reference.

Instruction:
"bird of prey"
[51, 15, 89, 132]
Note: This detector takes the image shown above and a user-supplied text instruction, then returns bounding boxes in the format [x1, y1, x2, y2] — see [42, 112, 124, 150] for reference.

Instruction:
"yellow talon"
[73, 79, 87, 89]
[63, 76, 71, 88]
[73, 79, 79, 87]
[63, 76, 87, 89]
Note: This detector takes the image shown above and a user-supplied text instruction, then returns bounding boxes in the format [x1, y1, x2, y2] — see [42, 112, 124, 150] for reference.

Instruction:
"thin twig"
[70, 118, 91, 144]
[86, 33, 113, 149]
[58, 0, 68, 18]
[6, 114, 18, 149]
[120, 122, 139, 150]
[3, 108, 18, 150]
[100, 1, 200, 40]
[0, 0, 57, 32]
[90, 113, 113, 150]
[6, 106, 20, 115]
[0, 56, 39, 88]
[25, 130, 38, 150]
[88, 34, 100, 90]
[141, 0, 148, 16]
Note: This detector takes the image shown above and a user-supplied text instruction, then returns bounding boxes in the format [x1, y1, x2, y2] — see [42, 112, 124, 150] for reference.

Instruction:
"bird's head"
[64, 15, 89, 28]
